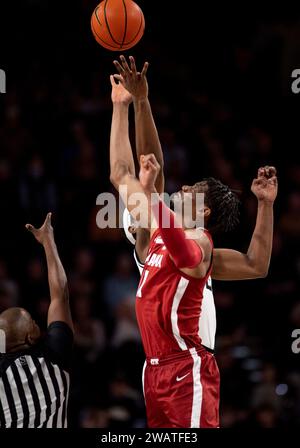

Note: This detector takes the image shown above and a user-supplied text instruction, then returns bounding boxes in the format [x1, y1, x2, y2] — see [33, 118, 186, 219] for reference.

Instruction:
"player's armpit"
[212, 248, 268, 281]
[135, 228, 150, 263]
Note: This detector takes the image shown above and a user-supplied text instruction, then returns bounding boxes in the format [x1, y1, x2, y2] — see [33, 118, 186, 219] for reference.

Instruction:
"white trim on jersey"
[142, 360, 146, 400]
[189, 347, 203, 428]
[171, 277, 190, 351]
[133, 249, 144, 276]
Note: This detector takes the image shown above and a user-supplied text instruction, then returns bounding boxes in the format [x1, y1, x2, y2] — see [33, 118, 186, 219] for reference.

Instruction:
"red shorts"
[142, 347, 220, 428]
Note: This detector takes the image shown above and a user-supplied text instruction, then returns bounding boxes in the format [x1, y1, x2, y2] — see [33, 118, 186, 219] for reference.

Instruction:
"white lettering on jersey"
[133, 249, 216, 350]
[147, 253, 163, 268]
[137, 269, 150, 298]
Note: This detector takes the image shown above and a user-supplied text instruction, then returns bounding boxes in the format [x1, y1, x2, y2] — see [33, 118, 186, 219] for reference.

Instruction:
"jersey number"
[137, 269, 149, 298]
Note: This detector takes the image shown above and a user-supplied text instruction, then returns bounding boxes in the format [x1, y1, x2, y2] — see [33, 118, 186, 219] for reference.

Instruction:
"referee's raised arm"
[26, 213, 73, 332]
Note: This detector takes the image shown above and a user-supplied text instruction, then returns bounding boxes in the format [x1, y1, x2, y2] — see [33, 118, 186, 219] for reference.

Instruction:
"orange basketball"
[91, 0, 145, 51]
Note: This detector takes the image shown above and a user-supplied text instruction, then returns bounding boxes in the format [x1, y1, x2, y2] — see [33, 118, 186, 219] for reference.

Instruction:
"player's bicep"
[212, 249, 258, 281]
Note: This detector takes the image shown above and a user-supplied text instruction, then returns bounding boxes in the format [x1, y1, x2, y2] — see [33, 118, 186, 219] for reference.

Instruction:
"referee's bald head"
[0, 307, 41, 353]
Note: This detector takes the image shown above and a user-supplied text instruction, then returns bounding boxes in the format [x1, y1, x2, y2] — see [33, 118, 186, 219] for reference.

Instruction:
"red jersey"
[135, 228, 213, 359]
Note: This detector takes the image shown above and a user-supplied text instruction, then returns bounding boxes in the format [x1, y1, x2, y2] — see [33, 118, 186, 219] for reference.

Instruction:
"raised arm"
[113, 55, 165, 194]
[109, 75, 135, 180]
[212, 166, 278, 281]
[109, 79, 150, 227]
[26, 213, 73, 331]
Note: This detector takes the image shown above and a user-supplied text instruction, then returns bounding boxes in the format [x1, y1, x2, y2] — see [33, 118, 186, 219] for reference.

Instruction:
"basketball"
[91, 0, 145, 51]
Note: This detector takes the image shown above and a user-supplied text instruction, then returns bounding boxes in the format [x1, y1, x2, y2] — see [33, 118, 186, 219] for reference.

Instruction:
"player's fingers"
[143, 153, 155, 164]
[46, 212, 52, 224]
[110, 75, 117, 86]
[25, 224, 35, 233]
[140, 155, 147, 167]
[268, 166, 277, 177]
[113, 60, 125, 75]
[149, 154, 160, 169]
[141, 62, 149, 77]
[129, 56, 137, 74]
[148, 161, 157, 171]
[268, 175, 278, 185]
[113, 74, 125, 84]
[120, 55, 132, 74]
[257, 167, 266, 178]
[253, 178, 265, 187]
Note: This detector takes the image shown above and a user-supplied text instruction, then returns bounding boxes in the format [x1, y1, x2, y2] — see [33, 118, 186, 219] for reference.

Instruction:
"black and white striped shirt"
[0, 321, 73, 428]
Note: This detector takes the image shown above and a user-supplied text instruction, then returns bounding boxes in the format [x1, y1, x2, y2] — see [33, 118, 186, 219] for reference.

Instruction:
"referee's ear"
[27, 320, 41, 346]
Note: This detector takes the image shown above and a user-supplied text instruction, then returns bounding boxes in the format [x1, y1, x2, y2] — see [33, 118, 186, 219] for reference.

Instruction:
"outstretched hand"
[251, 166, 278, 203]
[26, 213, 54, 245]
[113, 55, 149, 100]
[110, 74, 132, 105]
[139, 154, 160, 194]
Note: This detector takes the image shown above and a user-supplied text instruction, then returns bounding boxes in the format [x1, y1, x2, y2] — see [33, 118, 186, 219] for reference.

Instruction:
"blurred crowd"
[0, 1, 299, 428]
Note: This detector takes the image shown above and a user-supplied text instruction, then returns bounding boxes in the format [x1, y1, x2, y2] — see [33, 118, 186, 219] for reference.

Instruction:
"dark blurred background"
[0, 0, 299, 428]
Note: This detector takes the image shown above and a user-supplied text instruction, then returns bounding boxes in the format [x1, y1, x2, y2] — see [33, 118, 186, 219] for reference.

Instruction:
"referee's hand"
[25, 212, 54, 246]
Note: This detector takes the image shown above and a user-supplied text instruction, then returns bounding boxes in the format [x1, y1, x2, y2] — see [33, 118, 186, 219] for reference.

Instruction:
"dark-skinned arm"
[26, 213, 73, 331]
[212, 167, 278, 281]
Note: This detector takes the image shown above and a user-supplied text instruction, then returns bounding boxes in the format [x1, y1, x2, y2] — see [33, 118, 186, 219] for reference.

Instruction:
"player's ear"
[128, 225, 137, 235]
[204, 206, 211, 218]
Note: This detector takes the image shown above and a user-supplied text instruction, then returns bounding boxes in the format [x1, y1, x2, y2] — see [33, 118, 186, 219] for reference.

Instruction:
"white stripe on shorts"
[189, 347, 203, 428]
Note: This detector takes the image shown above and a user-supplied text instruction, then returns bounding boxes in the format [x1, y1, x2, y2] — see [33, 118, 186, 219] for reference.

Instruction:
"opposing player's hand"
[110, 75, 132, 105]
[139, 154, 160, 193]
[113, 55, 149, 100]
[251, 166, 278, 203]
[25, 213, 54, 245]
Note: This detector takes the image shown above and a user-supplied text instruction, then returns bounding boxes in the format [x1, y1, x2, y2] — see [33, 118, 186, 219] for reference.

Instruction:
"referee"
[0, 213, 73, 428]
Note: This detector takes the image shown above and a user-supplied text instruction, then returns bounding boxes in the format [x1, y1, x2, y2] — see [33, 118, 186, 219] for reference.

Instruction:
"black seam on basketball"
[104, 0, 123, 47]
[123, 9, 144, 46]
[121, 0, 128, 47]
[91, 20, 120, 49]
[94, 6, 102, 27]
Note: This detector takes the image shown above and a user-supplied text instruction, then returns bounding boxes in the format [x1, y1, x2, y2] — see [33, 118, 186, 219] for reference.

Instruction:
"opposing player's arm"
[109, 84, 152, 228]
[113, 56, 165, 194]
[26, 213, 73, 332]
[109, 75, 135, 179]
[212, 166, 277, 281]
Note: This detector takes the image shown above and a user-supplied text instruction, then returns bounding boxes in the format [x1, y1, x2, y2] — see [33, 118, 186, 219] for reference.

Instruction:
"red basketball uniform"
[135, 229, 220, 428]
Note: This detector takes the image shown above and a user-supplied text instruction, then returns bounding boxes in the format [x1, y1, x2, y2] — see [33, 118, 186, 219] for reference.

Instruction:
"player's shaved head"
[0, 307, 41, 353]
